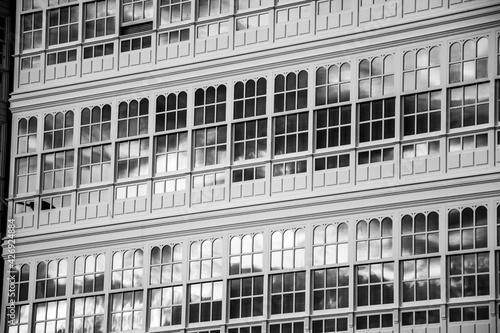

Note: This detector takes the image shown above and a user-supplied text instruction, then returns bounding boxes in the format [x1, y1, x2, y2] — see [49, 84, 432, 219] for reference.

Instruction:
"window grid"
[235, 13, 269, 31]
[111, 249, 144, 289]
[154, 132, 188, 174]
[358, 55, 395, 99]
[229, 276, 264, 318]
[35, 259, 67, 299]
[402, 91, 441, 136]
[21, 12, 43, 50]
[159, 0, 191, 25]
[449, 82, 489, 129]
[121, 36, 152, 52]
[313, 223, 349, 266]
[156, 92, 187, 132]
[449, 37, 488, 83]
[194, 85, 226, 126]
[48, 6, 79, 46]
[448, 133, 488, 152]
[234, 78, 267, 119]
[274, 112, 308, 155]
[312, 266, 349, 310]
[448, 206, 488, 251]
[355, 313, 393, 330]
[81, 105, 112, 144]
[356, 262, 394, 306]
[188, 281, 223, 322]
[271, 228, 305, 270]
[83, 43, 114, 58]
[85, 0, 116, 39]
[47, 49, 77, 65]
[358, 147, 394, 165]
[315, 63, 351, 106]
[12, 264, 30, 302]
[43, 112, 74, 150]
[41, 194, 71, 211]
[73, 254, 105, 294]
[118, 99, 149, 138]
[193, 126, 227, 167]
[401, 212, 439, 256]
[192, 171, 225, 188]
[402, 141, 440, 159]
[110, 291, 144, 331]
[150, 244, 183, 285]
[8, 305, 30, 333]
[449, 305, 489, 322]
[356, 218, 393, 261]
[272, 160, 307, 176]
[311, 317, 349, 333]
[197, 0, 230, 18]
[402, 257, 441, 302]
[189, 239, 223, 280]
[16, 156, 37, 194]
[42, 150, 74, 190]
[34, 300, 67, 333]
[149, 285, 183, 327]
[401, 309, 440, 326]
[270, 272, 306, 314]
[358, 98, 395, 143]
[71, 295, 105, 333]
[17, 117, 37, 154]
[79, 144, 112, 185]
[230, 233, 264, 275]
[197, 21, 229, 38]
[122, 0, 153, 23]
[449, 252, 489, 298]
[232, 166, 265, 183]
[314, 154, 350, 171]
[233, 119, 267, 161]
[158, 28, 190, 45]
[116, 138, 149, 179]
[315, 106, 351, 149]
[403, 46, 441, 91]
[274, 71, 308, 113]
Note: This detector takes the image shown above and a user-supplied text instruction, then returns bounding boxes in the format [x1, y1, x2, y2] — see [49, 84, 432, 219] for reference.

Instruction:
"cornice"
[9, 6, 500, 112]
[6, 171, 500, 258]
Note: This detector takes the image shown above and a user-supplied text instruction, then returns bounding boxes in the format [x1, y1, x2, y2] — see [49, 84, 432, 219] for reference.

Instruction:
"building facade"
[2, 0, 500, 332]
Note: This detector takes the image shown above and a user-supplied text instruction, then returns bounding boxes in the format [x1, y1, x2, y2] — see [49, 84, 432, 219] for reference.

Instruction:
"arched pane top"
[213, 238, 222, 256]
[245, 80, 255, 97]
[123, 250, 133, 267]
[357, 220, 368, 239]
[477, 37, 488, 57]
[55, 112, 64, 129]
[450, 42, 461, 62]
[371, 57, 383, 76]
[173, 244, 182, 261]
[102, 104, 111, 119]
[201, 240, 212, 258]
[283, 229, 294, 248]
[314, 225, 325, 244]
[448, 209, 460, 229]
[359, 59, 370, 78]
[195, 88, 205, 106]
[316, 67, 327, 85]
[403, 51, 415, 70]
[162, 245, 172, 263]
[429, 46, 440, 66]
[139, 98, 149, 114]
[295, 228, 305, 247]
[129, 100, 138, 117]
[112, 252, 122, 269]
[190, 241, 200, 260]
[21, 264, 30, 281]
[167, 93, 177, 111]
[257, 78, 267, 95]
[217, 85, 227, 101]
[96, 254, 105, 271]
[428, 212, 439, 231]
[18, 118, 28, 135]
[58, 259, 67, 276]
[74, 256, 84, 274]
[340, 63, 350, 81]
[275, 74, 285, 92]
[134, 249, 143, 266]
[65, 111, 74, 127]
[254, 233, 263, 252]
[416, 49, 428, 67]
[286, 72, 296, 90]
[338, 223, 348, 242]
[44, 114, 53, 130]
[234, 81, 244, 99]
[384, 55, 394, 74]
[325, 224, 337, 243]
[381, 218, 392, 236]
[85, 255, 95, 273]
[242, 234, 252, 252]
[328, 65, 339, 84]
[178, 92, 187, 108]
[156, 95, 166, 112]
[298, 70, 308, 88]
[463, 40, 476, 60]
[230, 236, 241, 254]
[37, 261, 46, 279]
[47, 260, 58, 278]
[271, 231, 282, 249]
[81, 108, 91, 124]
[402, 215, 412, 234]
[118, 102, 128, 118]
[150, 246, 161, 264]
[462, 207, 474, 227]
[414, 213, 426, 232]
[475, 206, 487, 226]
[369, 219, 381, 237]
